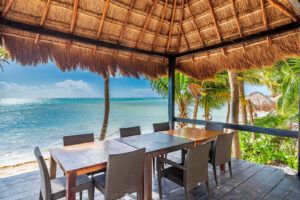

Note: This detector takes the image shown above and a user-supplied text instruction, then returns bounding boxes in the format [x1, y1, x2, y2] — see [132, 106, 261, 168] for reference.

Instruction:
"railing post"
[168, 57, 175, 129]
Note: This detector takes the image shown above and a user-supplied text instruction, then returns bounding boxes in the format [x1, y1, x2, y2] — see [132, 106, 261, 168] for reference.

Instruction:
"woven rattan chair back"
[205, 123, 224, 133]
[119, 126, 141, 138]
[153, 122, 170, 132]
[104, 148, 145, 200]
[34, 147, 51, 200]
[184, 143, 210, 191]
[213, 132, 234, 166]
[63, 133, 94, 146]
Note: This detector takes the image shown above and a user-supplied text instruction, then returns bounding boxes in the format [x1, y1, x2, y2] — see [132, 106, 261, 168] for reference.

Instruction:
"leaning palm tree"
[100, 74, 110, 140]
[149, 72, 194, 128]
[0, 47, 9, 71]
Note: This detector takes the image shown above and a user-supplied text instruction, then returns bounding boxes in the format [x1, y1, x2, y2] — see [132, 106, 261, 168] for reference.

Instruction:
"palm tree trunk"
[192, 99, 199, 128]
[239, 76, 247, 125]
[229, 71, 241, 158]
[226, 100, 230, 123]
[100, 75, 110, 140]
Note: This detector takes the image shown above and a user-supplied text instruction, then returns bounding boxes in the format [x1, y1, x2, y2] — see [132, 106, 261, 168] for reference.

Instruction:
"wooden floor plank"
[1, 159, 299, 200]
[263, 175, 298, 200]
[242, 168, 286, 200]
[221, 166, 276, 199]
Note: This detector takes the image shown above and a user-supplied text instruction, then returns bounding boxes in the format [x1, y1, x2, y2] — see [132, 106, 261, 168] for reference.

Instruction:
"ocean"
[0, 98, 227, 168]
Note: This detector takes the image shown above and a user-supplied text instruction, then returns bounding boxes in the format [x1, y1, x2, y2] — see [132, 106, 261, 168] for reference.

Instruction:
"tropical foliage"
[0, 47, 9, 70]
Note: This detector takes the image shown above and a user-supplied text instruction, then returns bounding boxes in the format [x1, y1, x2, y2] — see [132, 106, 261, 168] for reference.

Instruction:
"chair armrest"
[156, 157, 186, 171]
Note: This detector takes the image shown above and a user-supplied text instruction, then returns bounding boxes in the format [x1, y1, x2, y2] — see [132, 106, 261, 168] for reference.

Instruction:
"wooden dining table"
[161, 127, 224, 145]
[49, 139, 137, 200]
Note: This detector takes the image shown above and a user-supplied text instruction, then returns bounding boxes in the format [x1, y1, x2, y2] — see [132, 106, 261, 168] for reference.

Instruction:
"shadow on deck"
[0, 151, 299, 200]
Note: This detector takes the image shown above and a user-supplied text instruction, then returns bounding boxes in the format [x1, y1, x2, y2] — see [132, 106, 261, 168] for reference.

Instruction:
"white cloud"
[0, 80, 101, 98]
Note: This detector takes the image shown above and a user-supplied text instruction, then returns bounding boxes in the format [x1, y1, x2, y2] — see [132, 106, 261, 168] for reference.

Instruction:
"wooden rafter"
[206, 0, 222, 41]
[149, 0, 168, 62]
[70, 0, 79, 33]
[40, 0, 51, 26]
[186, 0, 204, 46]
[96, 0, 110, 39]
[132, 0, 158, 59]
[260, 0, 272, 46]
[1, 0, 15, 18]
[207, 0, 226, 55]
[113, 0, 135, 56]
[177, 0, 185, 50]
[231, 0, 246, 52]
[180, 24, 195, 62]
[267, 0, 297, 22]
[166, 0, 177, 53]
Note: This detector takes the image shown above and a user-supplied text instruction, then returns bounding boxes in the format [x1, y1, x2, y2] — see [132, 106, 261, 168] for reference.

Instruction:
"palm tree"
[228, 71, 241, 158]
[100, 74, 110, 140]
[0, 47, 9, 71]
[149, 72, 194, 128]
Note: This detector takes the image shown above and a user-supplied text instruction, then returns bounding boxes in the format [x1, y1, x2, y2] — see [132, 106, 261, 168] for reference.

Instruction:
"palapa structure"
[0, 0, 299, 79]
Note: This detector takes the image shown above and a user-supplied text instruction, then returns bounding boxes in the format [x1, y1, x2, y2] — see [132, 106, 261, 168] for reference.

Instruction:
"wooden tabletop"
[49, 139, 137, 174]
[115, 132, 194, 156]
[161, 127, 224, 143]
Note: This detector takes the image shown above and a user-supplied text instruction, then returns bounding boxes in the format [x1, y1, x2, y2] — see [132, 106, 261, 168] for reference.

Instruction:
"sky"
[0, 60, 270, 98]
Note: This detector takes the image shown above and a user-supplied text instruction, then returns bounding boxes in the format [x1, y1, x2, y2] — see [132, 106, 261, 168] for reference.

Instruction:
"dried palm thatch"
[0, 0, 299, 79]
[246, 92, 276, 112]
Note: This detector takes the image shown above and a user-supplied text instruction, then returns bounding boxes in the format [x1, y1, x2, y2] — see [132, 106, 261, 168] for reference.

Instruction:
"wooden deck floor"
[0, 151, 299, 200]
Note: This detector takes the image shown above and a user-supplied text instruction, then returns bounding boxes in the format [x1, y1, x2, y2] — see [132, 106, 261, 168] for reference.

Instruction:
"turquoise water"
[0, 98, 227, 167]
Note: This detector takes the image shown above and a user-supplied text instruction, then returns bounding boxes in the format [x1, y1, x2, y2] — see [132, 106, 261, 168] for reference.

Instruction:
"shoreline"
[0, 158, 49, 178]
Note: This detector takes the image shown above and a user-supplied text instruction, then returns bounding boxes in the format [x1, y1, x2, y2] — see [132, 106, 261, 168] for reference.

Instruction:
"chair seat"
[51, 174, 92, 199]
[92, 174, 106, 194]
[161, 165, 184, 186]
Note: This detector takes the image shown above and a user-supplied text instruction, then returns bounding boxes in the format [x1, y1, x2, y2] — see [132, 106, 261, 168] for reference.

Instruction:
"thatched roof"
[246, 92, 276, 112]
[0, 0, 299, 79]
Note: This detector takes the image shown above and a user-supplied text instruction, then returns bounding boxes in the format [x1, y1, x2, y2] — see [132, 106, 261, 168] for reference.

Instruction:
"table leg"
[66, 171, 77, 200]
[144, 155, 152, 200]
[49, 155, 57, 179]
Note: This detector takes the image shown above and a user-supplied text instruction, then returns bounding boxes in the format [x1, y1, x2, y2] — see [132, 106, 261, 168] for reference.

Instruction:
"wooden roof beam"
[113, 0, 135, 56]
[267, 0, 298, 22]
[1, 0, 15, 18]
[260, 0, 272, 46]
[186, 0, 204, 46]
[166, 0, 177, 53]
[177, 0, 185, 50]
[149, 0, 168, 62]
[70, 0, 79, 33]
[206, 0, 226, 56]
[96, 0, 110, 39]
[132, 0, 158, 59]
[206, 0, 222, 42]
[231, 0, 246, 52]
[40, 0, 51, 26]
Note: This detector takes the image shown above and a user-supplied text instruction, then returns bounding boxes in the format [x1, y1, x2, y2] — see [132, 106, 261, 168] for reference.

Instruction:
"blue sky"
[0, 60, 270, 98]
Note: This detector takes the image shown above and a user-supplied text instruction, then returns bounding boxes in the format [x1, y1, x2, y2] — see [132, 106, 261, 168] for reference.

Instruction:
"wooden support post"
[168, 57, 175, 129]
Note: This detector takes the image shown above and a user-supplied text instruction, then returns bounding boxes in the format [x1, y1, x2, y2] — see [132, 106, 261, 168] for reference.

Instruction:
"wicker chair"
[209, 132, 234, 188]
[119, 126, 141, 138]
[157, 143, 211, 200]
[92, 148, 145, 200]
[63, 133, 94, 146]
[63, 133, 105, 180]
[153, 122, 170, 132]
[34, 147, 93, 200]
